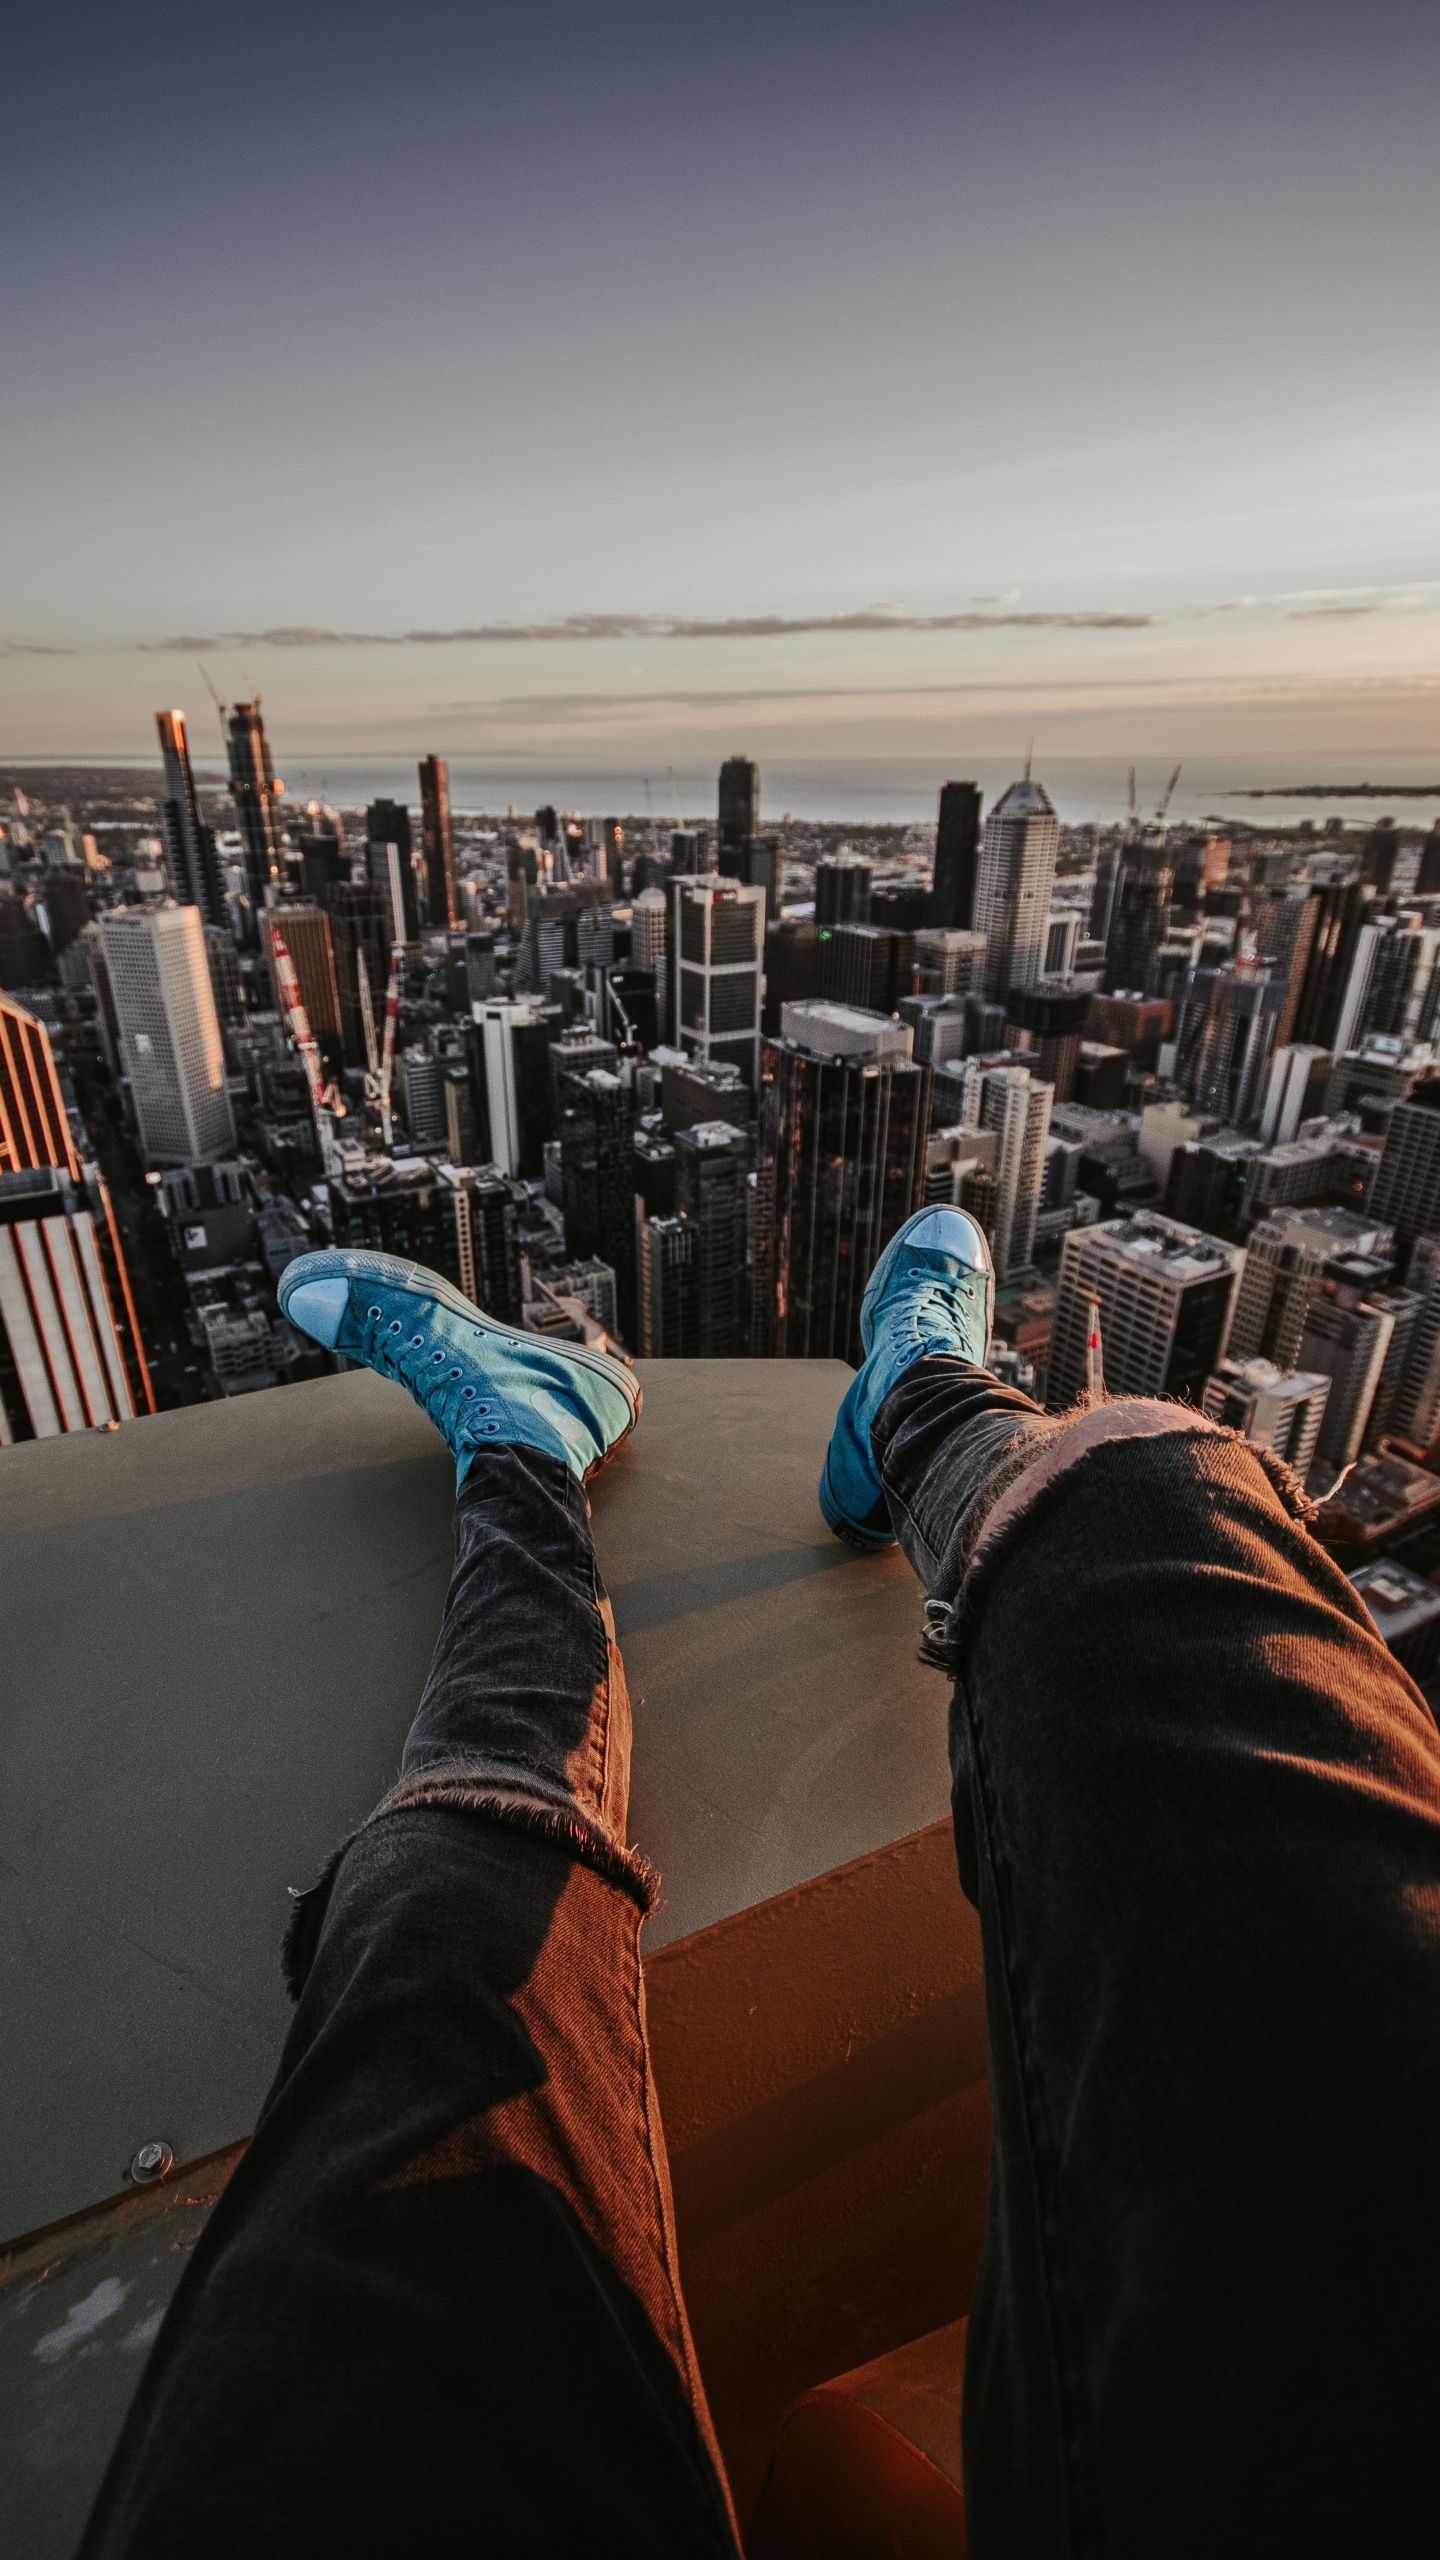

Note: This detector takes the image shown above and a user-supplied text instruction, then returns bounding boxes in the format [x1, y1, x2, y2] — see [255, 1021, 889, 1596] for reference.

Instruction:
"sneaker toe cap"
[283, 1275, 351, 1348]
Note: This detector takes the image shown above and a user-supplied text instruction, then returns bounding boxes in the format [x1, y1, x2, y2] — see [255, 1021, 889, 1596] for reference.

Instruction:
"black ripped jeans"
[82, 1363, 1440, 2557]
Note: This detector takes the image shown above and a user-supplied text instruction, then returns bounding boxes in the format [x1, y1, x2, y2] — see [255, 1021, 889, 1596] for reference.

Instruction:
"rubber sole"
[280, 1248, 643, 1479]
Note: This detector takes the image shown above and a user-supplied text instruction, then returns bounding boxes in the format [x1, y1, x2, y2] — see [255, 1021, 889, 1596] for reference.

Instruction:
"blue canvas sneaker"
[279, 1249, 641, 1488]
[818, 1206, 994, 1549]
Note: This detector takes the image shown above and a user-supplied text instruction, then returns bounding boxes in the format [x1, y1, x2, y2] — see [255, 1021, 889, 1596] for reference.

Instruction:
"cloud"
[0, 641, 75, 656]
[1286, 604, 1381, 620]
[143, 606, 1159, 653]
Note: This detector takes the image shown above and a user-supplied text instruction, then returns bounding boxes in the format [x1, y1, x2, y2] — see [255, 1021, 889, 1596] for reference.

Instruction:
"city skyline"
[5, 1, 1438, 768]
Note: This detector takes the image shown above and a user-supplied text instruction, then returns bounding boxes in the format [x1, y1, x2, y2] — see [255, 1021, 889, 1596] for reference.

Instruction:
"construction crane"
[357, 948, 380, 1080]
[197, 660, 228, 744]
[1126, 766, 1138, 834]
[1153, 765, 1182, 830]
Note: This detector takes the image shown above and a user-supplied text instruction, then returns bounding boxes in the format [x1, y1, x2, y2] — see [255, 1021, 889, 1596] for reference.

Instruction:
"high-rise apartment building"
[366, 799, 421, 944]
[718, 756, 760, 854]
[913, 928, 986, 997]
[931, 781, 983, 929]
[674, 1119, 748, 1356]
[559, 1067, 636, 1342]
[1104, 849, 1174, 997]
[418, 755, 458, 931]
[1226, 1205, 1393, 1370]
[1201, 1356, 1331, 1480]
[1290, 881, 1376, 1050]
[0, 1166, 153, 1441]
[956, 1060, 1053, 1278]
[820, 923, 916, 1016]
[224, 700, 284, 920]
[472, 1002, 557, 1179]
[1258, 1044, 1333, 1146]
[155, 710, 224, 928]
[1298, 1287, 1396, 1478]
[261, 904, 342, 1067]
[672, 875, 765, 1087]
[974, 776, 1060, 1000]
[330, 882, 393, 1073]
[1370, 1081, 1440, 1250]
[1005, 984, 1090, 1109]
[0, 990, 153, 1437]
[814, 854, 873, 927]
[1048, 1212, 1244, 1410]
[637, 1215, 698, 1357]
[101, 906, 236, 1163]
[632, 888, 667, 976]
[1172, 963, 1285, 1130]
[751, 1003, 931, 1363]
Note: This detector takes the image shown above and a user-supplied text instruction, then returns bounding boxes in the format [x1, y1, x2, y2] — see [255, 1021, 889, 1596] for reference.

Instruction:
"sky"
[4, 0, 1439, 793]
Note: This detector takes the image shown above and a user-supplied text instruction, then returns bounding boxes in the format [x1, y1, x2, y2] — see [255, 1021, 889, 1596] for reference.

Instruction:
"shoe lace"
[903, 1269, 980, 1345]
[359, 1306, 481, 1435]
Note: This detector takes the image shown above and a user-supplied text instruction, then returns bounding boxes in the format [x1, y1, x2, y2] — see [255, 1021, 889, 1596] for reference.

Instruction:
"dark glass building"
[155, 709, 224, 927]
[559, 1067, 637, 1343]
[718, 756, 760, 853]
[365, 799, 421, 942]
[931, 781, 982, 929]
[330, 882, 393, 1072]
[419, 755, 458, 931]
[224, 700, 284, 928]
[752, 1008, 931, 1363]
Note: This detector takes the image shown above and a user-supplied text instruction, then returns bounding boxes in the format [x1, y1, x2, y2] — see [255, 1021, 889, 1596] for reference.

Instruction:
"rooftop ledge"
[1, 1362, 988, 2543]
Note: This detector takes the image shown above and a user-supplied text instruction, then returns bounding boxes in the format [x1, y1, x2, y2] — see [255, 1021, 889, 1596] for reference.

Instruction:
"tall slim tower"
[718, 757, 760, 856]
[419, 755, 458, 930]
[958, 1060, 1052, 1278]
[671, 875, 765, 1087]
[155, 710, 224, 928]
[974, 776, 1060, 1000]
[0, 990, 153, 1437]
[224, 700, 284, 920]
[931, 781, 982, 928]
[100, 906, 236, 1164]
[366, 798, 421, 942]
[674, 1119, 748, 1356]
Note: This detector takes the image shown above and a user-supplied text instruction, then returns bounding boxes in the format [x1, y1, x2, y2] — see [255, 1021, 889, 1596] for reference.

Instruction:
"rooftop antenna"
[1023, 738, 1034, 783]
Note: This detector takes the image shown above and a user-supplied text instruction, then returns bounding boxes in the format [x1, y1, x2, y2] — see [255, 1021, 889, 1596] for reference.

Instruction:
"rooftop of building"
[1082, 1209, 1243, 1277]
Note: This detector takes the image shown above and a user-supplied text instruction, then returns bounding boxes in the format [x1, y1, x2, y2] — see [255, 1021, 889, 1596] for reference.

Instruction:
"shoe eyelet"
[462, 1386, 476, 1399]
[411, 1334, 424, 1348]
[432, 1351, 445, 1365]
[448, 1367, 461, 1379]
[389, 1320, 402, 1335]
[367, 1305, 382, 1320]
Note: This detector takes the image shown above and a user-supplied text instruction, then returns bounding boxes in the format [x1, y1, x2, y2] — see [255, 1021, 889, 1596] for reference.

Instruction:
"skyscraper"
[261, 904, 342, 1071]
[366, 799, 421, 943]
[1171, 963, 1284, 1130]
[155, 710, 224, 928]
[1226, 1205, 1393, 1369]
[914, 929, 987, 997]
[1048, 1212, 1243, 1409]
[559, 1067, 636, 1343]
[820, 923, 916, 1016]
[814, 854, 872, 926]
[473, 1002, 557, 1179]
[1104, 848, 1174, 996]
[1005, 984, 1090, 1109]
[974, 776, 1061, 1000]
[672, 875, 765, 1087]
[674, 1119, 748, 1355]
[1299, 1286, 1396, 1478]
[224, 700, 284, 922]
[1201, 1356, 1331, 1479]
[1370, 1081, 1440, 1252]
[718, 756, 760, 854]
[419, 755, 458, 931]
[330, 882, 393, 1073]
[931, 781, 983, 929]
[100, 906, 236, 1163]
[955, 1060, 1053, 1277]
[0, 989, 153, 1436]
[1290, 881, 1376, 1050]
[751, 1002, 931, 1362]
[637, 1215, 698, 1357]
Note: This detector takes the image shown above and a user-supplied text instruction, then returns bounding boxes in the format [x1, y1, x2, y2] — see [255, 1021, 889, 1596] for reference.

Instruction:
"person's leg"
[867, 1336, 1440, 2556]
[82, 1259, 739, 2560]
